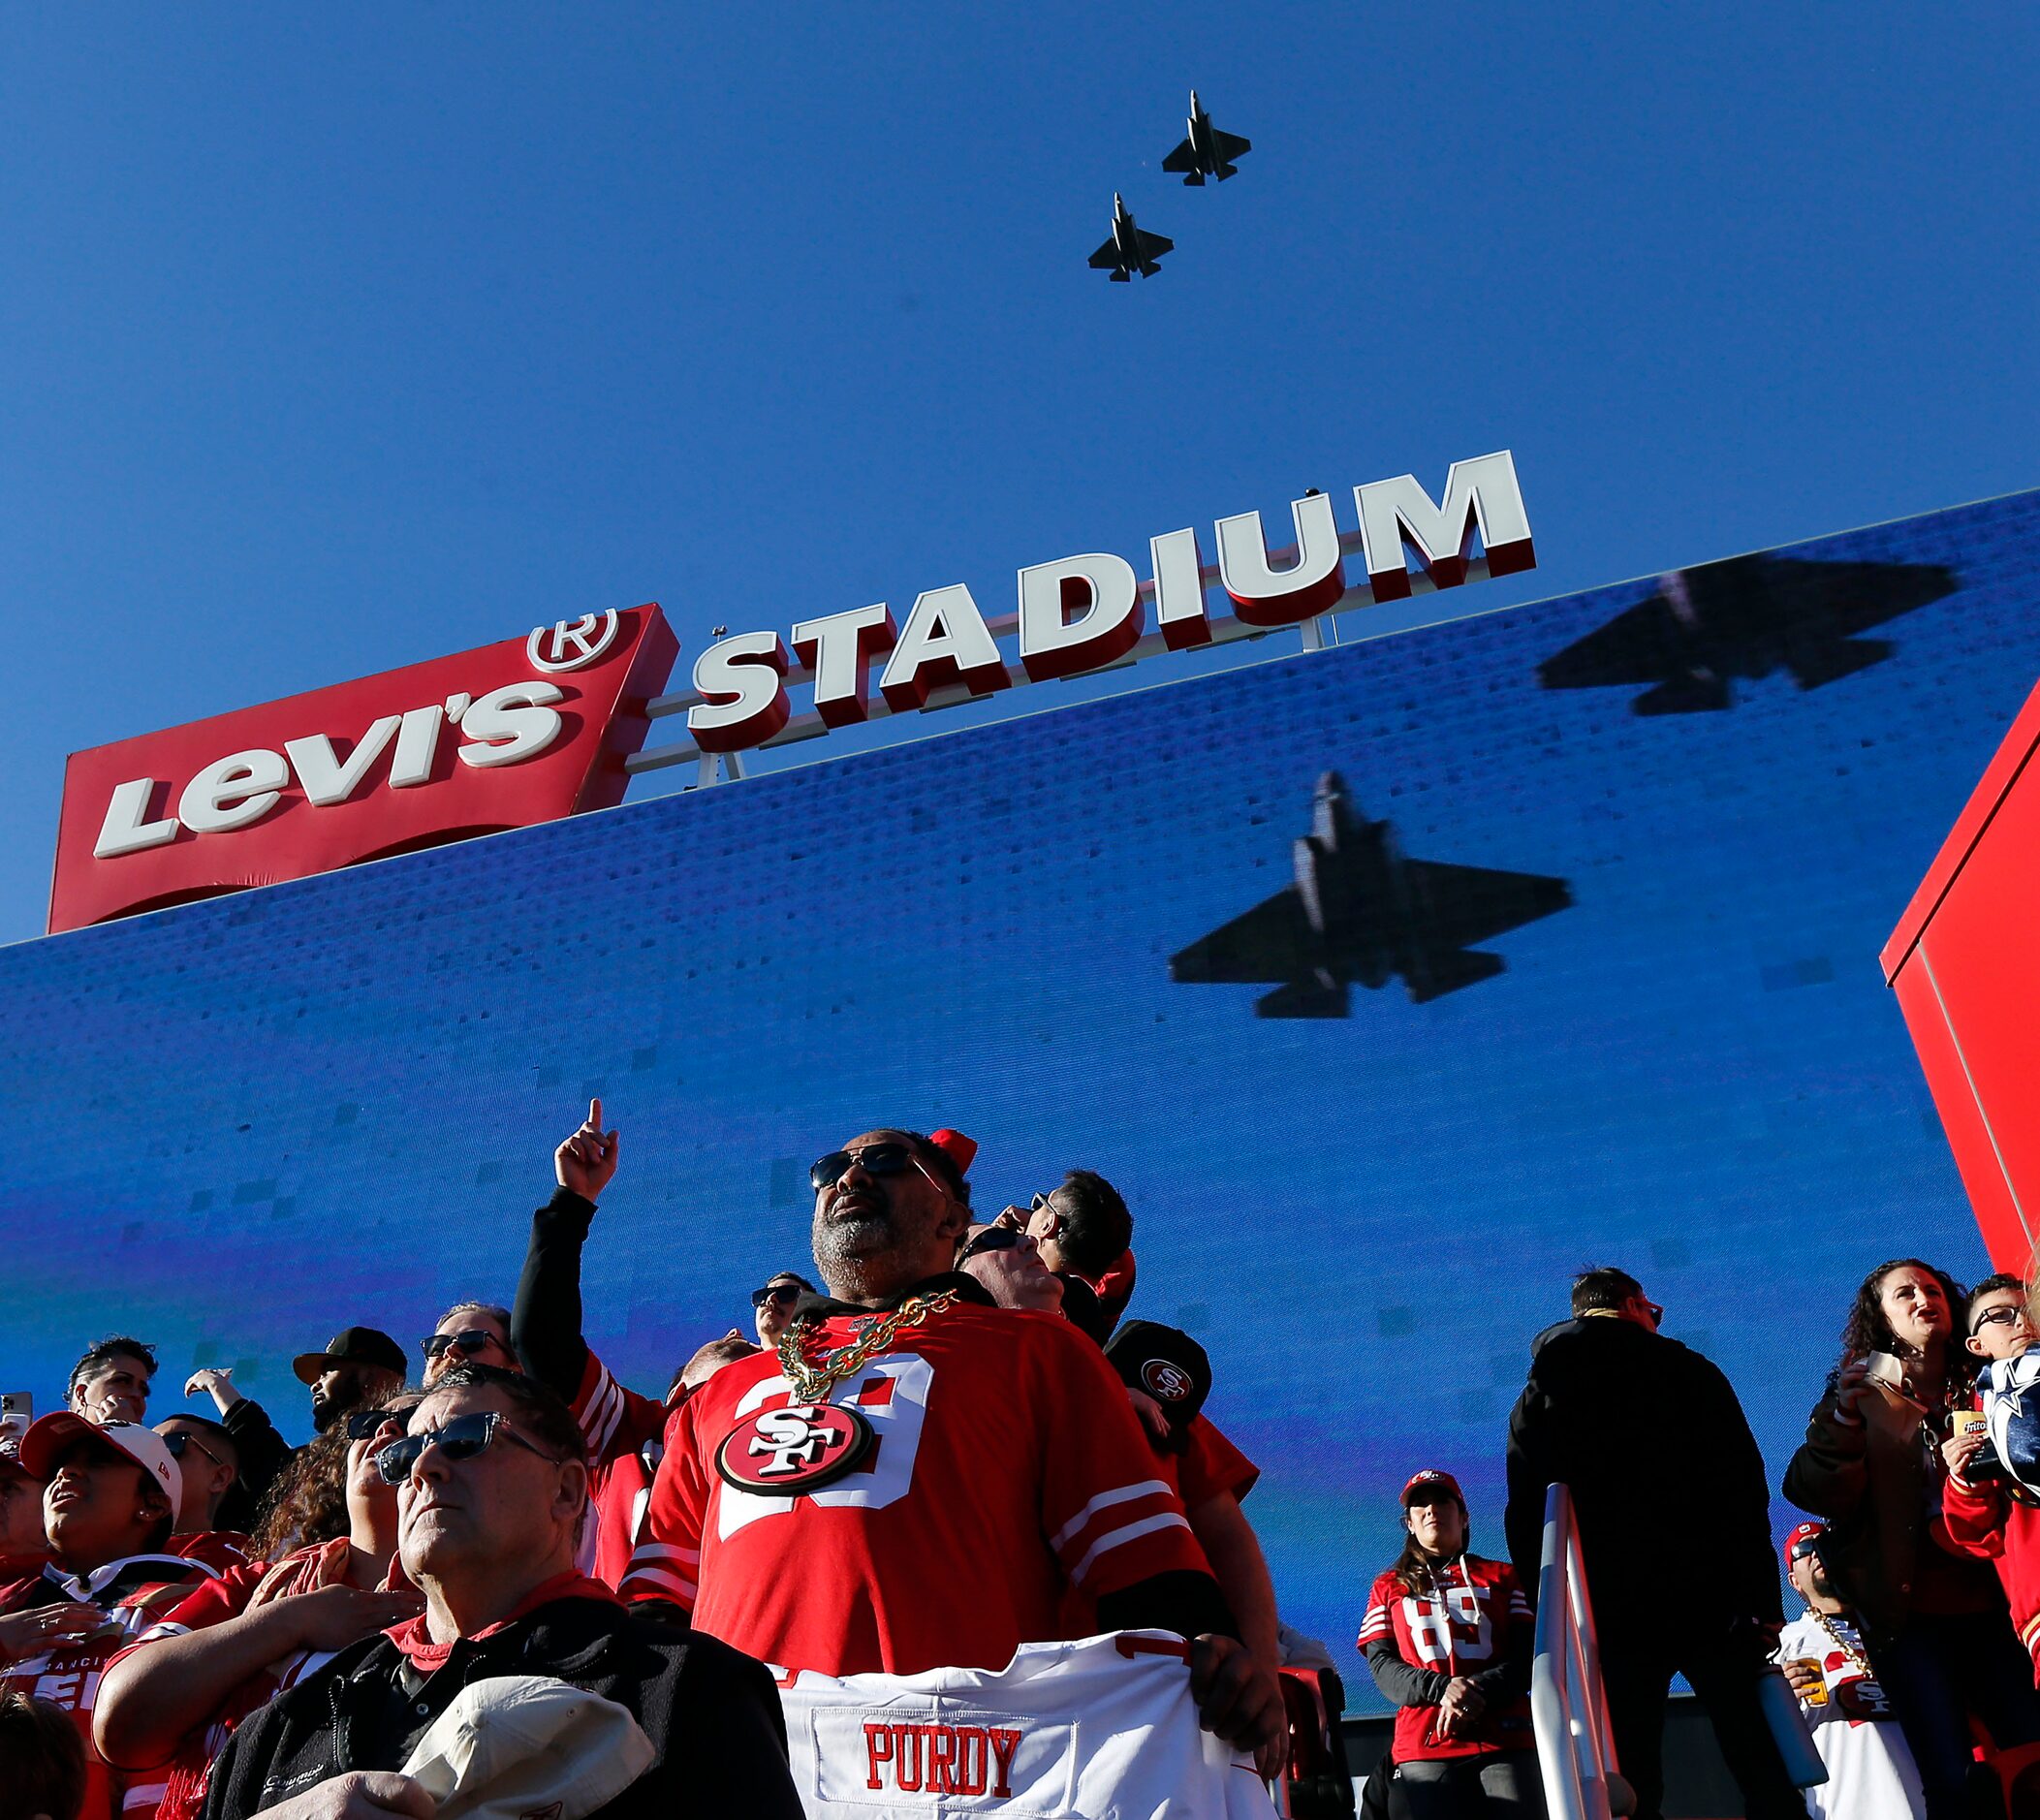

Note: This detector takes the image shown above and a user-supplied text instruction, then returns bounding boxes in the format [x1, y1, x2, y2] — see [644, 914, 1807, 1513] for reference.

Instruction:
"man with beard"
[624, 1126, 1282, 1766]
[184, 1331, 406, 1523]
[1776, 1521, 1926, 1819]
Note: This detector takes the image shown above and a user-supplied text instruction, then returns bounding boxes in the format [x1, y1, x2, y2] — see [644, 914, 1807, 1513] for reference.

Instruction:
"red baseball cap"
[1401, 1469, 1465, 1506]
[1784, 1520, 1826, 1568]
[17, 1414, 178, 1505]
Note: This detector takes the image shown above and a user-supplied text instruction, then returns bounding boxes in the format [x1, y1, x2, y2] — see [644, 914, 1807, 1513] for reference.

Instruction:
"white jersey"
[1774, 1613, 1925, 1820]
[774, 1629, 1277, 1819]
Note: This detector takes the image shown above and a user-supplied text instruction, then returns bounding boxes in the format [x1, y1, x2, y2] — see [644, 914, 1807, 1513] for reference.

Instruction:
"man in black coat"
[1503, 1267, 1801, 1820]
[199, 1365, 800, 1820]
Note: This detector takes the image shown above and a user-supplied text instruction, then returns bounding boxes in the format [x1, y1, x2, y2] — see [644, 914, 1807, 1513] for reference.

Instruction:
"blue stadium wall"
[4, 488, 2035, 1695]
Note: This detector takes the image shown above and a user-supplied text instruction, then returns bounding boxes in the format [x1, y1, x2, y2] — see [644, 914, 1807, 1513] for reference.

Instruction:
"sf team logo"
[716, 1401, 875, 1496]
[1141, 1359, 1194, 1403]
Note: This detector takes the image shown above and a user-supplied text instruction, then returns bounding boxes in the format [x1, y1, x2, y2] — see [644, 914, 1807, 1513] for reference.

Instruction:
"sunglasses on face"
[750, 1284, 803, 1309]
[421, 1329, 502, 1362]
[809, 1142, 941, 1193]
[343, 1406, 413, 1440]
[160, 1430, 227, 1468]
[959, 1226, 1025, 1265]
[1975, 1304, 2028, 1334]
[374, 1410, 564, 1485]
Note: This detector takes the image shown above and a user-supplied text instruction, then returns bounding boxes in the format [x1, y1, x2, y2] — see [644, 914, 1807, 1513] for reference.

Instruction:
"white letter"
[687, 633, 791, 754]
[791, 604, 897, 728]
[1357, 451, 1534, 602]
[458, 681, 567, 769]
[1150, 528, 1210, 650]
[92, 779, 179, 859]
[877, 585, 1010, 711]
[1017, 553, 1142, 683]
[177, 749, 289, 835]
[1214, 492, 1346, 627]
[284, 715, 403, 807]
[389, 706, 444, 788]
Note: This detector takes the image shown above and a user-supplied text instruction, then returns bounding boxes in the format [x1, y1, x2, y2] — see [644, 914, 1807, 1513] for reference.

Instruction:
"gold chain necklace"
[777, 1289, 959, 1401]
[1808, 1605, 1872, 1678]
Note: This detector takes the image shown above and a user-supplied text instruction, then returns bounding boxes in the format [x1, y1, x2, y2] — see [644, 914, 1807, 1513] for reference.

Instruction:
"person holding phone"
[1785, 1258, 2040, 1818]
[1360, 1470, 1539, 1818]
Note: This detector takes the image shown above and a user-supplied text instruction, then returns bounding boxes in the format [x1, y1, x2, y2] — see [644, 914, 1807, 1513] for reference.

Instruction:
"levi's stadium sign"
[48, 607, 678, 932]
[48, 452, 1533, 931]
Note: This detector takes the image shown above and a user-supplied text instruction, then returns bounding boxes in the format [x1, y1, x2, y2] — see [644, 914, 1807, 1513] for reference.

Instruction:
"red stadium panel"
[1884, 676, 2040, 1272]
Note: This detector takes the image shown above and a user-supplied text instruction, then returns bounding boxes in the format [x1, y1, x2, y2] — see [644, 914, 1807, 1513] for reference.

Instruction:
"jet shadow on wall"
[1169, 773, 1572, 1017]
[1537, 553, 1960, 715]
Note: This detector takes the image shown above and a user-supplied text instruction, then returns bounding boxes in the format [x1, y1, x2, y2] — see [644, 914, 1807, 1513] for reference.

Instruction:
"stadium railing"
[1530, 1482, 1631, 1820]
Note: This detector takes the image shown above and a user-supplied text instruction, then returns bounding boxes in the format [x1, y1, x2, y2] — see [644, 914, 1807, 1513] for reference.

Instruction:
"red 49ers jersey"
[1358, 1555, 1533, 1762]
[623, 1302, 1212, 1676]
[567, 1346, 670, 1587]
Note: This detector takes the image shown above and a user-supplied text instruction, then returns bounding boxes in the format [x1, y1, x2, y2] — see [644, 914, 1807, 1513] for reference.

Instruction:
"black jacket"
[218, 1396, 298, 1529]
[512, 1187, 602, 1405]
[198, 1592, 802, 1820]
[1503, 1316, 1782, 1644]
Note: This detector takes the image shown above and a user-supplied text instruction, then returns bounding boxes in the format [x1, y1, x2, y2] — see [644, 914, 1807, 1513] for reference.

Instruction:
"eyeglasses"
[1975, 1304, 2029, 1333]
[343, 1406, 414, 1440]
[808, 1143, 946, 1196]
[160, 1430, 227, 1468]
[959, 1226, 1025, 1265]
[1647, 1302, 1665, 1326]
[421, 1329, 504, 1363]
[374, 1410, 564, 1484]
[1789, 1534, 1825, 1563]
[750, 1284, 804, 1309]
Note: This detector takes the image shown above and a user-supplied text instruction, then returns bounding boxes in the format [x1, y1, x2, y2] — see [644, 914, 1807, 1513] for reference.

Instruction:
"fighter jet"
[1169, 774, 1572, 1016]
[1161, 89, 1252, 184]
[1537, 552, 1960, 715]
[1088, 194, 1173, 281]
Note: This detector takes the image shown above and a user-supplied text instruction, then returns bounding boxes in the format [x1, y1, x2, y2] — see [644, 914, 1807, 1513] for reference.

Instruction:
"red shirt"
[1358, 1556, 1534, 1761]
[624, 1300, 1211, 1675]
[0, 1553, 223, 1820]
[1944, 1468, 2040, 1675]
[564, 1348, 670, 1587]
[101, 1538, 374, 1820]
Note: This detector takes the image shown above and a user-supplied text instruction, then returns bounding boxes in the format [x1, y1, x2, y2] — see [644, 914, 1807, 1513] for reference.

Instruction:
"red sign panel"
[48, 606, 678, 933]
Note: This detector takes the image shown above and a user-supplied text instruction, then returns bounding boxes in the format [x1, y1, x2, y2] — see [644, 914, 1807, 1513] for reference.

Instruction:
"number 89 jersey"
[1358, 1555, 1533, 1761]
[623, 1300, 1212, 1678]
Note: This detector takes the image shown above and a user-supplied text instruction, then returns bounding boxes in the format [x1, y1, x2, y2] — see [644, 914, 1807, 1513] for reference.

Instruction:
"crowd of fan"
[2, 1107, 2037, 1820]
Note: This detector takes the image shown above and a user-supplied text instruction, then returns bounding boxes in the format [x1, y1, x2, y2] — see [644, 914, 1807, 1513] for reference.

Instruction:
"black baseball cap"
[1104, 1321, 1212, 1435]
[293, 1327, 407, 1385]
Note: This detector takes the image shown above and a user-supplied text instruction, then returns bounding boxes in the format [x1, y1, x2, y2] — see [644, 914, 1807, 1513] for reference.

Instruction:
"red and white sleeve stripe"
[573, 1355, 629, 1460]
[619, 1541, 699, 1611]
[1049, 1479, 1191, 1587]
[1356, 1595, 1393, 1646]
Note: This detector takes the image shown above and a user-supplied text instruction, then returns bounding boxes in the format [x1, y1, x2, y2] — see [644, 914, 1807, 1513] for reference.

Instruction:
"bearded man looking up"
[625, 1126, 1282, 1758]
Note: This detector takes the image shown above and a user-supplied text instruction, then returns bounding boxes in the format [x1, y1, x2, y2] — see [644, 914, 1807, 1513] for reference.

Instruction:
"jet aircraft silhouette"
[1088, 194, 1173, 280]
[1161, 90, 1251, 184]
[1169, 774, 1572, 1017]
[1537, 552, 1959, 715]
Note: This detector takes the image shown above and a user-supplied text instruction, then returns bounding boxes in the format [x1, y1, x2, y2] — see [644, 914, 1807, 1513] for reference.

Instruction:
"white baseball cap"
[399, 1674, 654, 1820]
[18, 1414, 178, 1505]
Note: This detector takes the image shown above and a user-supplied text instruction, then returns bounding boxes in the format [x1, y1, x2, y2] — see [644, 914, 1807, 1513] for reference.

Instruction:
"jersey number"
[1402, 1585, 1493, 1664]
[719, 1355, 933, 1538]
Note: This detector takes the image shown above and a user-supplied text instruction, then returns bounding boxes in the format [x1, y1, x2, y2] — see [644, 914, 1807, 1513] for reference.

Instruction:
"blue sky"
[2, 3, 2037, 942]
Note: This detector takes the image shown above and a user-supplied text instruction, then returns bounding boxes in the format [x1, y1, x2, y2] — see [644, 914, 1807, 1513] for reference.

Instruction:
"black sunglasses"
[809, 1142, 941, 1192]
[161, 1429, 227, 1468]
[751, 1284, 804, 1309]
[374, 1410, 564, 1484]
[959, 1226, 1025, 1265]
[421, 1329, 503, 1362]
[343, 1406, 414, 1440]
[1975, 1303, 2028, 1334]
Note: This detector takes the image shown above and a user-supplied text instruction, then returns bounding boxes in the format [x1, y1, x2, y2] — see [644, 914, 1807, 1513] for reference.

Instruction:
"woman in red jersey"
[1359, 1469, 1541, 1818]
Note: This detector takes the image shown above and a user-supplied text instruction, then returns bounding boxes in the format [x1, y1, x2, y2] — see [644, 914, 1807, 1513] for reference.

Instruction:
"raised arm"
[512, 1099, 620, 1399]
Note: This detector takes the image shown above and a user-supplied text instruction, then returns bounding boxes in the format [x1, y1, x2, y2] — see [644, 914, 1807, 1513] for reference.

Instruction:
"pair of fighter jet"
[1088, 91, 1250, 281]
